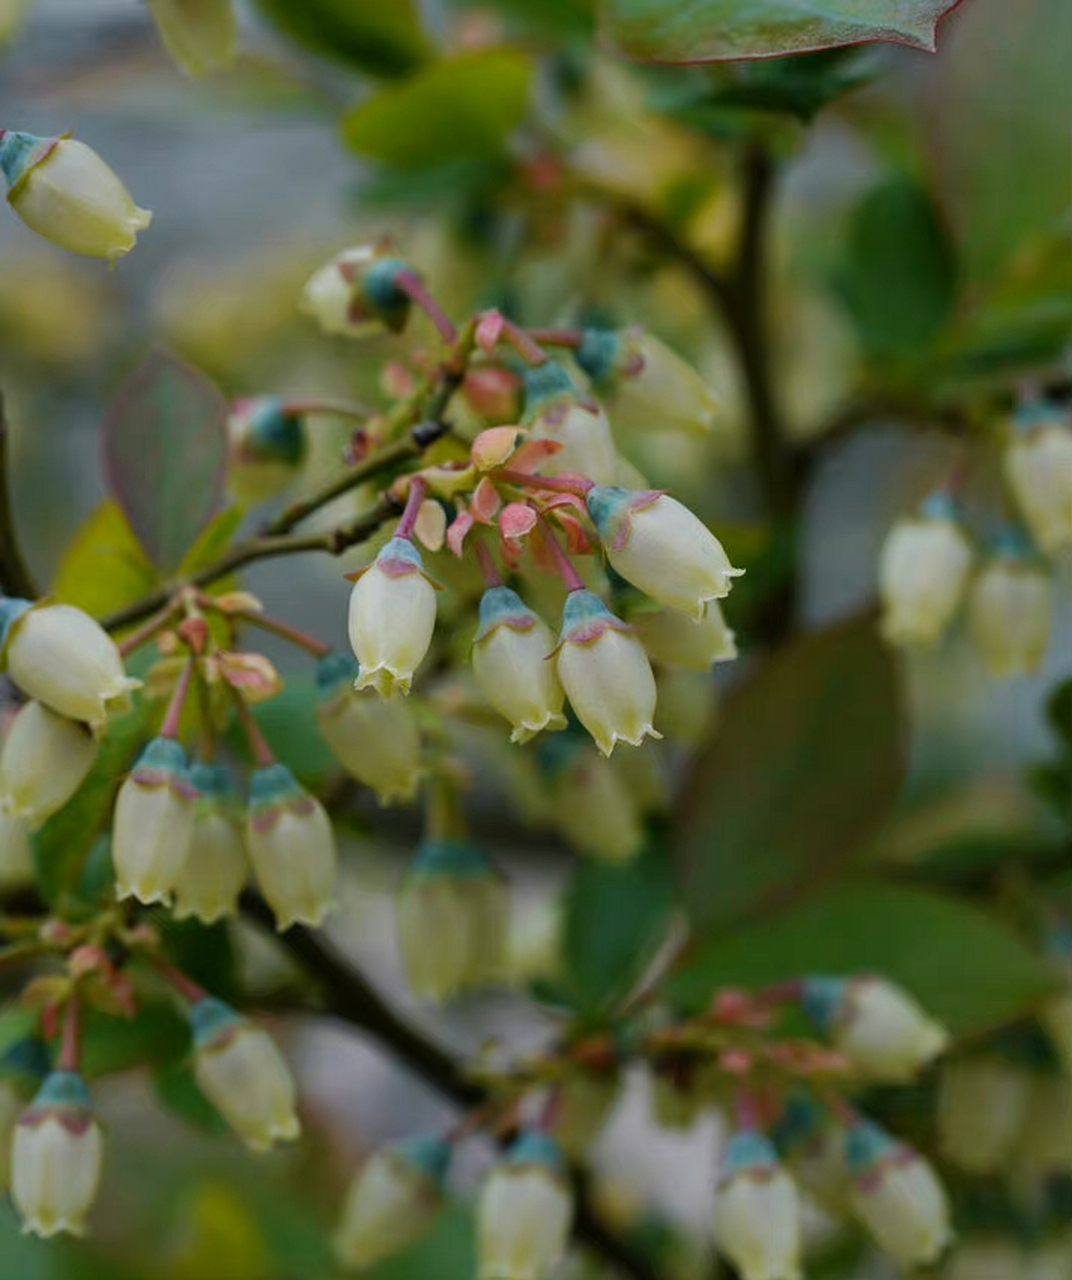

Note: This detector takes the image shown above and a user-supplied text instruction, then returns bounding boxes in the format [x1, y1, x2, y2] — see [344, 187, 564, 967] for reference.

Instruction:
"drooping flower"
[335, 1134, 451, 1270]
[316, 653, 423, 804]
[112, 736, 196, 905]
[804, 976, 948, 1083]
[226, 396, 306, 506]
[878, 494, 973, 646]
[0, 800, 34, 886]
[544, 741, 645, 863]
[477, 1131, 574, 1280]
[396, 838, 507, 1001]
[348, 537, 437, 698]
[711, 1131, 802, 1280]
[634, 600, 737, 670]
[472, 587, 566, 743]
[0, 131, 151, 262]
[10, 1071, 103, 1237]
[300, 246, 413, 337]
[936, 1056, 1031, 1174]
[172, 762, 248, 924]
[1003, 403, 1072, 554]
[147, 0, 238, 77]
[772, 1093, 850, 1213]
[554, 589, 659, 756]
[522, 362, 619, 486]
[188, 997, 299, 1151]
[0, 699, 97, 828]
[968, 543, 1052, 678]
[1, 599, 140, 733]
[245, 763, 337, 930]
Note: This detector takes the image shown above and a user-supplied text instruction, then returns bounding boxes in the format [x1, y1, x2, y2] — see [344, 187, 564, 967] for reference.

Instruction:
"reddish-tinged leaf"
[499, 502, 537, 541]
[476, 309, 505, 356]
[471, 424, 523, 471]
[447, 508, 475, 557]
[471, 476, 502, 523]
[510, 438, 562, 474]
[103, 349, 228, 573]
[414, 499, 447, 551]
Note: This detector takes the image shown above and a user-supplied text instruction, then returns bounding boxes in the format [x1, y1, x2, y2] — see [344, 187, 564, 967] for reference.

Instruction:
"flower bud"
[711, 1132, 802, 1280]
[147, 0, 238, 77]
[316, 653, 422, 804]
[1012, 1072, 1072, 1178]
[943, 1237, 1030, 1280]
[555, 1070, 619, 1158]
[189, 997, 299, 1151]
[634, 601, 737, 670]
[0, 131, 151, 262]
[112, 736, 196, 905]
[335, 1134, 451, 1269]
[1, 599, 140, 733]
[588, 487, 742, 620]
[397, 838, 507, 1001]
[544, 741, 645, 862]
[348, 537, 437, 698]
[968, 548, 1052, 678]
[472, 587, 566, 743]
[245, 763, 337, 930]
[845, 1121, 952, 1269]
[226, 396, 306, 506]
[1003, 405, 1072, 554]
[804, 976, 948, 1083]
[555, 590, 659, 756]
[477, 1131, 574, 1280]
[522, 363, 619, 486]
[11, 1071, 103, 1237]
[937, 1056, 1031, 1173]
[878, 495, 973, 646]
[0, 700, 96, 828]
[0, 801, 33, 885]
[172, 763, 248, 924]
[300, 246, 413, 337]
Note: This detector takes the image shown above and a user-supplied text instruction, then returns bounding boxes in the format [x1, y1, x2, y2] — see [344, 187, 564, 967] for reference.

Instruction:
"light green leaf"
[153, 1060, 227, 1134]
[668, 883, 1061, 1037]
[179, 505, 243, 576]
[343, 50, 534, 170]
[601, 0, 963, 64]
[673, 611, 904, 931]
[80, 1004, 189, 1081]
[0, 1006, 37, 1060]
[52, 500, 159, 620]
[249, 674, 338, 786]
[256, 0, 429, 77]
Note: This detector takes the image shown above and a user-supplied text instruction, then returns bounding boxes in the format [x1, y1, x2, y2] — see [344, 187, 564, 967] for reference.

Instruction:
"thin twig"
[0, 392, 38, 599]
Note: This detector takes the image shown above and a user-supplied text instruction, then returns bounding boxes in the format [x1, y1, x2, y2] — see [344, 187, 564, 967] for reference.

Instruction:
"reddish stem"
[735, 1088, 761, 1132]
[525, 328, 585, 349]
[394, 270, 458, 343]
[396, 476, 428, 541]
[281, 399, 372, 420]
[57, 996, 81, 1072]
[496, 468, 593, 497]
[235, 610, 331, 658]
[536, 513, 586, 593]
[160, 659, 195, 741]
[228, 683, 275, 767]
[153, 957, 208, 1005]
[118, 600, 178, 658]
[497, 317, 549, 367]
[755, 979, 805, 1009]
[474, 537, 503, 588]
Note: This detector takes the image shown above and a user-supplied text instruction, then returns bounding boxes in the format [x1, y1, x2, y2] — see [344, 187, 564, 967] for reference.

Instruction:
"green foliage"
[153, 1059, 228, 1134]
[51, 500, 158, 619]
[249, 673, 337, 787]
[674, 611, 904, 931]
[103, 349, 229, 575]
[669, 882, 1061, 1037]
[343, 50, 534, 170]
[601, 0, 963, 63]
[0, 1006, 37, 1059]
[80, 1003, 189, 1080]
[256, 0, 429, 77]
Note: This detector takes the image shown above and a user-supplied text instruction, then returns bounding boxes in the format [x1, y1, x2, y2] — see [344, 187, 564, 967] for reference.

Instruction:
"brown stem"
[393, 270, 458, 343]
[232, 610, 331, 659]
[394, 475, 427, 541]
[525, 328, 586, 349]
[159, 659, 195, 740]
[152, 957, 208, 1005]
[0, 391, 38, 600]
[57, 995, 81, 1072]
[118, 600, 180, 656]
[228, 683, 275, 768]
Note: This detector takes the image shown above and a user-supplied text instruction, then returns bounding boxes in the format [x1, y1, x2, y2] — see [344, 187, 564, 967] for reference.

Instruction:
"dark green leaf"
[836, 179, 958, 356]
[668, 883, 1061, 1038]
[1047, 679, 1072, 749]
[80, 1003, 189, 1081]
[601, 0, 963, 64]
[674, 611, 904, 931]
[343, 50, 534, 170]
[249, 673, 338, 787]
[256, 0, 429, 77]
[158, 917, 239, 1003]
[0, 1007, 37, 1060]
[153, 1060, 227, 1133]
[563, 844, 675, 1017]
[468, 0, 596, 40]
[103, 349, 229, 574]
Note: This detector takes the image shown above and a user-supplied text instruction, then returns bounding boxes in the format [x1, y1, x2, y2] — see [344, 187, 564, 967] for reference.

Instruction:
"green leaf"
[51, 500, 159, 620]
[343, 50, 534, 170]
[1047, 679, 1072, 749]
[103, 348, 229, 574]
[563, 844, 675, 1017]
[80, 1003, 189, 1081]
[153, 1059, 227, 1133]
[836, 179, 958, 356]
[674, 611, 904, 931]
[668, 883, 1062, 1038]
[0, 1006, 37, 1060]
[179, 505, 243, 576]
[601, 0, 963, 63]
[249, 674, 338, 787]
[158, 917, 239, 1004]
[256, 0, 429, 77]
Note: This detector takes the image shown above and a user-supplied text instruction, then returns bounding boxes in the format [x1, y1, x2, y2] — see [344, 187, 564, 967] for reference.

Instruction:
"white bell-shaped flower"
[1014, 1073, 1072, 1178]
[1, 599, 140, 734]
[846, 1121, 952, 1269]
[555, 589, 659, 756]
[0, 699, 96, 828]
[348, 537, 437, 698]
[172, 763, 248, 924]
[635, 600, 737, 669]
[0, 131, 151, 262]
[937, 1056, 1031, 1174]
[1003, 406, 1072, 554]
[477, 1131, 574, 1280]
[472, 587, 566, 743]
[10, 1071, 103, 1238]
[523, 362, 620, 485]
[189, 997, 300, 1151]
[316, 653, 423, 804]
[245, 763, 337, 930]
[878, 495, 973, 646]
[549, 744, 645, 863]
[772, 1093, 850, 1213]
[804, 975, 948, 1083]
[0, 800, 33, 885]
[588, 486, 743, 619]
[968, 548, 1052, 678]
[711, 1131, 803, 1280]
[112, 736, 196, 905]
[944, 1237, 1031, 1280]
[226, 396, 306, 506]
[147, 0, 237, 77]
[335, 1134, 451, 1269]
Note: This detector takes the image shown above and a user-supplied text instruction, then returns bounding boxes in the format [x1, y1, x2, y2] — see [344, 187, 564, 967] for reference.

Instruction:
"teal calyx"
[248, 762, 303, 809]
[1014, 398, 1064, 433]
[919, 491, 958, 523]
[474, 587, 538, 643]
[317, 652, 360, 700]
[585, 485, 660, 550]
[375, 536, 427, 577]
[803, 977, 847, 1031]
[722, 1131, 779, 1178]
[507, 1129, 566, 1173]
[772, 1093, 828, 1154]
[558, 589, 629, 646]
[30, 1070, 92, 1113]
[990, 525, 1038, 562]
[409, 838, 495, 882]
[521, 361, 578, 422]
[361, 256, 413, 334]
[0, 131, 56, 194]
[0, 595, 31, 655]
[188, 762, 237, 800]
[394, 1133, 452, 1185]
[575, 329, 624, 392]
[131, 737, 195, 797]
[240, 397, 305, 465]
[845, 1120, 902, 1178]
[189, 996, 244, 1049]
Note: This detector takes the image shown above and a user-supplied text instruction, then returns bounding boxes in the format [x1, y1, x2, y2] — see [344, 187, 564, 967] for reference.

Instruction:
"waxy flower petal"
[0, 699, 96, 828]
[968, 555, 1052, 678]
[112, 736, 196, 905]
[472, 587, 566, 743]
[1004, 409, 1072, 554]
[348, 537, 437, 698]
[878, 496, 973, 647]
[477, 1132, 574, 1280]
[711, 1132, 802, 1280]
[172, 763, 249, 924]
